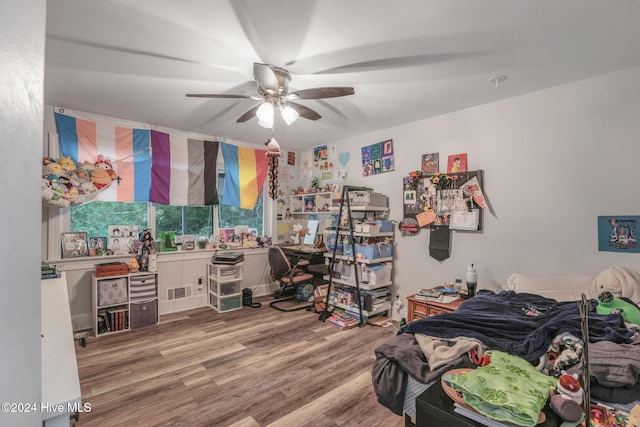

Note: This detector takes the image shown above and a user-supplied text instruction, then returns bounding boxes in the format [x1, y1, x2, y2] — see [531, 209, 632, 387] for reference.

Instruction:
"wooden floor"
[75, 298, 404, 427]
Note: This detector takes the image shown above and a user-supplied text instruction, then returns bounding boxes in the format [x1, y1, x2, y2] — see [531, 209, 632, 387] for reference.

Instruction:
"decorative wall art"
[421, 153, 439, 174]
[287, 151, 296, 166]
[108, 225, 139, 255]
[314, 145, 328, 162]
[362, 138, 395, 177]
[598, 215, 639, 253]
[447, 153, 467, 173]
[402, 169, 485, 231]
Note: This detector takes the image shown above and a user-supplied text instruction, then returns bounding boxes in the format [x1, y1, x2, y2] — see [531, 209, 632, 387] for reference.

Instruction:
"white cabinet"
[207, 262, 243, 313]
[92, 272, 159, 337]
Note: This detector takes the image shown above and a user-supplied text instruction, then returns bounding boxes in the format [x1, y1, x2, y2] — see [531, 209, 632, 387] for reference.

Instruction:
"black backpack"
[242, 288, 261, 308]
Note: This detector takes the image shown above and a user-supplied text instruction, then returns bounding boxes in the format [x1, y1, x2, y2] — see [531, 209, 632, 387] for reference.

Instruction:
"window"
[155, 205, 214, 237]
[71, 201, 148, 238]
[69, 173, 265, 248]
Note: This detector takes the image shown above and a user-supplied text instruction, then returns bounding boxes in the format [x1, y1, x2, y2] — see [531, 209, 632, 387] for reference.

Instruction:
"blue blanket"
[402, 290, 634, 363]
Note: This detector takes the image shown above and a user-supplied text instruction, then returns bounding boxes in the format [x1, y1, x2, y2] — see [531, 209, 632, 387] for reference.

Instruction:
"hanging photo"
[447, 153, 467, 173]
[403, 190, 417, 204]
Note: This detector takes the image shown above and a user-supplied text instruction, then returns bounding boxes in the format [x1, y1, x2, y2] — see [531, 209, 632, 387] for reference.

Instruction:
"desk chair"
[268, 246, 315, 312]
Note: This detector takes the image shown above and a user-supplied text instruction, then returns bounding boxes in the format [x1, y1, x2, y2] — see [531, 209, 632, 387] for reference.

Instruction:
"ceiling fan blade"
[186, 94, 251, 99]
[287, 102, 321, 121]
[253, 63, 280, 94]
[287, 87, 355, 100]
[236, 105, 261, 123]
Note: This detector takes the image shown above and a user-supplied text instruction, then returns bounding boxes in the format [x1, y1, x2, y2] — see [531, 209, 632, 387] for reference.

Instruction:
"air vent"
[167, 285, 193, 300]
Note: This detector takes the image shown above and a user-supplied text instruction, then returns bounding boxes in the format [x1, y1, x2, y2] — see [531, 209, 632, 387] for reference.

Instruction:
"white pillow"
[507, 273, 594, 301]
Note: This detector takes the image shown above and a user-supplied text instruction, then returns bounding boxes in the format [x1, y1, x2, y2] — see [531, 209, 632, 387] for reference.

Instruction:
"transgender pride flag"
[149, 130, 219, 206]
[220, 142, 268, 209]
[54, 108, 151, 202]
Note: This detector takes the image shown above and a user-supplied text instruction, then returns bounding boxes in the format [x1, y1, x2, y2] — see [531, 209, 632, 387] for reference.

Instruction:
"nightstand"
[407, 295, 463, 322]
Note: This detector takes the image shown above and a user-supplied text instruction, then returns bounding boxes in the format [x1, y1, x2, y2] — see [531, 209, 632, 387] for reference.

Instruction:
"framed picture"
[61, 232, 89, 258]
[89, 236, 107, 256]
[449, 209, 479, 231]
[108, 225, 138, 255]
[422, 153, 439, 174]
[447, 153, 468, 173]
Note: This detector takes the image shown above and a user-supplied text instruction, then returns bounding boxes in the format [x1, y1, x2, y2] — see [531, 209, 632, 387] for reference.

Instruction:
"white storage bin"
[98, 277, 128, 306]
[362, 264, 392, 284]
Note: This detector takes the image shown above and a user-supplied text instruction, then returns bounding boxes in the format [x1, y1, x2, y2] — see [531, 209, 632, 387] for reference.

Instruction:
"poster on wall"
[287, 151, 296, 166]
[447, 153, 467, 173]
[598, 215, 639, 253]
[422, 153, 439, 174]
[314, 145, 328, 162]
[361, 138, 395, 176]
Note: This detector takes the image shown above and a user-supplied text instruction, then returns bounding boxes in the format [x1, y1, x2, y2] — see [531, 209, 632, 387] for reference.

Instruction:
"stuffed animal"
[592, 266, 640, 305]
[58, 156, 76, 173]
[95, 154, 117, 180]
[597, 291, 640, 325]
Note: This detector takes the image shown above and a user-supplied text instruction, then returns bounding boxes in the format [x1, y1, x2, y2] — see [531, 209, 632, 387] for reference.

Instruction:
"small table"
[407, 295, 463, 322]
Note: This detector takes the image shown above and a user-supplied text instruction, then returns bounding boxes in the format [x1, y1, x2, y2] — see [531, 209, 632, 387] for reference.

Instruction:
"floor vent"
[167, 285, 193, 300]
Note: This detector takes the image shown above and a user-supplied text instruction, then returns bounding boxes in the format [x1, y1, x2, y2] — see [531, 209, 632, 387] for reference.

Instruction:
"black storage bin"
[130, 299, 158, 329]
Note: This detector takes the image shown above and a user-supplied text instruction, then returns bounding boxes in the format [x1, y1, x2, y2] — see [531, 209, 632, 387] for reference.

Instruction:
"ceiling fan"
[186, 63, 355, 128]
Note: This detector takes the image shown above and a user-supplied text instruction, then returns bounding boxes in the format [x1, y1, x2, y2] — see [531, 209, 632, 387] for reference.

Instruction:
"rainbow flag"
[149, 130, 219, 206]
[220, 142, 268, 209]
[54, 110, 151, 202]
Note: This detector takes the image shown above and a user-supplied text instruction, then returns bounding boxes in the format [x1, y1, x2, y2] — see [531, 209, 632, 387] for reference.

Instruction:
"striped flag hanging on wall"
[220, 142, 268, 209]
[53, 108, 151, 202]
[149, 130, 219, 206]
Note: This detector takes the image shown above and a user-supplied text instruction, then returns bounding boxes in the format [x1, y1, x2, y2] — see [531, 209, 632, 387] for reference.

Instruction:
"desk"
[279, 245, 328, 279]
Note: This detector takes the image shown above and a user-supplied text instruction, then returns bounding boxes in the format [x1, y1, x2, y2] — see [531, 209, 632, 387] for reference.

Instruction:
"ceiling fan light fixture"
[280, 104, 300, 125]
[256, 102, 274, 128]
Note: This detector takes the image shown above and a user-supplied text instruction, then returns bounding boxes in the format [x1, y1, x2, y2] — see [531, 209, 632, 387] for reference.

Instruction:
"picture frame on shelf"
[61, 231, 89, 258]
[89, 236, 107, 256]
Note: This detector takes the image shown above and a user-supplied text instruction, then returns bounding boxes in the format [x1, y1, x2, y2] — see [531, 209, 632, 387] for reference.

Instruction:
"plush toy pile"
[42, 155, 119, 207]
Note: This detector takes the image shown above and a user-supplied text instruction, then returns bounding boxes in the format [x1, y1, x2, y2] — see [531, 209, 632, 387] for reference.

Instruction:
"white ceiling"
[45, 0, 640, 149]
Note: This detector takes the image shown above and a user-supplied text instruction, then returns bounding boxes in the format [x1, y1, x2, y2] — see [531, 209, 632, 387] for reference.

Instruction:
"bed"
[372, 266, 640, 426]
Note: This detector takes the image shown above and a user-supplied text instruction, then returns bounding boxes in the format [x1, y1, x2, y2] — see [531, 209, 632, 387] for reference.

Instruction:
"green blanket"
[449, 350, 556, 426]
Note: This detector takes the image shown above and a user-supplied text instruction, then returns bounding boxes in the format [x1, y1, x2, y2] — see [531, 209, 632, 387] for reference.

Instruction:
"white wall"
[318, 66, 640, 313]
[0, 0, 46, 425]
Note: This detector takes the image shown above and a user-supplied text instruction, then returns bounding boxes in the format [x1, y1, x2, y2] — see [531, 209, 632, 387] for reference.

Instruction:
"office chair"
[268, 246, 315, 312]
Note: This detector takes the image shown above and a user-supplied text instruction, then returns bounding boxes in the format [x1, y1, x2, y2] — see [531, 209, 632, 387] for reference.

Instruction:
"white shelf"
[324, 253, 393, 264]
[328, 205, 389, 212]
[290, 192, 339, 214]
[323, 276, 392, 290]
[92, 271, 159, 337]
[331, 301, 392, 317]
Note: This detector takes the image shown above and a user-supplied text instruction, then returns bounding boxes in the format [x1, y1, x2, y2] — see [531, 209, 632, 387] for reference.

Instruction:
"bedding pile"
[401, 290, 634, 363]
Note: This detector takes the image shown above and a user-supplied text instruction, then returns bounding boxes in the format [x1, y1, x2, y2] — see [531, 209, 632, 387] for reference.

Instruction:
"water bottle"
[454, 273, 463, 293]
[466, 264, 477, 297]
